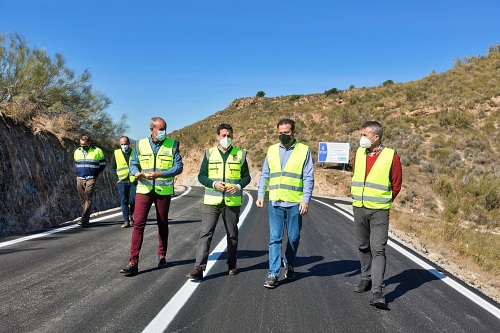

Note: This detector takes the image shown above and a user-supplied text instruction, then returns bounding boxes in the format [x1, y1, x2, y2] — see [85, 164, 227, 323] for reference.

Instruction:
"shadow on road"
[384, 268, 441, 304]
[306, 259, 359, 278]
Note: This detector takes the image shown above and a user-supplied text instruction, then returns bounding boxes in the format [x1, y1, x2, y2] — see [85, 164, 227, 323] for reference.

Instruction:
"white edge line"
[0, 185, 193, 249]
[142, 191, 254, 333]
[312, 198, 500, 320]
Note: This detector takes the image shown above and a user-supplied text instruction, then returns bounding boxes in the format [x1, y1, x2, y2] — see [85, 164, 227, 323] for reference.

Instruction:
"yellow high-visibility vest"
[114, 148, 136, 182]
[268, 142, 309, 203]
[74, 146, 105, 178]
[204, 147, 245, 206]
[351, 147, 395, 209]
[136, 138, 175, 195]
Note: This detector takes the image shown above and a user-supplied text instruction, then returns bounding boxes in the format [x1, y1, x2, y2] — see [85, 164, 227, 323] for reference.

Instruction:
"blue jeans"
[116, 180, 136, 221]
[267, 203, 302, 278]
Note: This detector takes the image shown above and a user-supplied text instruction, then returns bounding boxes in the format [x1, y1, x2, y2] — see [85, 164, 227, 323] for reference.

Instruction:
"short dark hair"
[217, 123, 233, 135]
[362, 121, 383, 140]
[120, 136, 130, 144]
[277, 118, 295, 132]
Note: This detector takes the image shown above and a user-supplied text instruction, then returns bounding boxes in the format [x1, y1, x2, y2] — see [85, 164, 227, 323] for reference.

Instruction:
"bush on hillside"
[0, 33, 127, 146]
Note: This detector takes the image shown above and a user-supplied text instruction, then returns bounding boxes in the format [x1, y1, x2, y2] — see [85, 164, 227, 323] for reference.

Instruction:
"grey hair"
[362, 121, 383, 141]
[149, 117, 166, 129]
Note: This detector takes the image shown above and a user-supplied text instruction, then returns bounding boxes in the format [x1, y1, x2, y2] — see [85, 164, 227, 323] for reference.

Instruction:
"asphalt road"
[0, 186, 498, 333]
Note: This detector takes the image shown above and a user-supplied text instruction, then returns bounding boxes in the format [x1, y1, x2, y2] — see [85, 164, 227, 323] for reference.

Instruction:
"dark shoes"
[157, 256, 168, 269]
[370, 291, 386, 308]
[121, 220, 130, 228]
[120, 262, 138, 275]
[284, 264, 295, 280]
[264, 275, 278, 289]
[187, 266, 203, 281]
[353, 279, 372, 293]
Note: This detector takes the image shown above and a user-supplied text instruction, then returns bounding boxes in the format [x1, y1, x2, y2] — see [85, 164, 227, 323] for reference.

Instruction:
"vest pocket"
[228, 163, 242, 178]
[159, 156, 173, 168]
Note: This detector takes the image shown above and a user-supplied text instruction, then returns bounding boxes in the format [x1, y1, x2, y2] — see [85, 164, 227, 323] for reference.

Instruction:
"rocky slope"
[0, 115, 119, 236]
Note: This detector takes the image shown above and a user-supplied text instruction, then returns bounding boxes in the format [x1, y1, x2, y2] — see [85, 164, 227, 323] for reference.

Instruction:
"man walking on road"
[256, 118, 314, 289]
[74, 134, 106, 227]
[119, 117, 183, 275]
[351, 120, 402, 308]
[186, 123, 251, 281]
[110, 136, 137, 228]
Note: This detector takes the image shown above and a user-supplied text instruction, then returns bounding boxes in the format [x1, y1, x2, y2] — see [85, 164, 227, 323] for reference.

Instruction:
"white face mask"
[156, 130, 166, 141]
[121, 144, 130, 152]
[359, 136, 372, 148]
[219, 137, 232, 149]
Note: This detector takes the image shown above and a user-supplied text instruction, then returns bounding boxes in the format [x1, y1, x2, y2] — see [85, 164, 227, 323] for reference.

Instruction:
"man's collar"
[218, 146, 233, 154]
[368, 145, 384, 156]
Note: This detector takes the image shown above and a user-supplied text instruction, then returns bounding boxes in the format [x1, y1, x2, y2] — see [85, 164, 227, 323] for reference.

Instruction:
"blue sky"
[1, 0, 499, 140]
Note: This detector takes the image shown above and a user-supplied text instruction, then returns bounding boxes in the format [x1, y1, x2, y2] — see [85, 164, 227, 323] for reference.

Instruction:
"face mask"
[359, 136, 372, 148]
[156, 130, 166, 141]
[121, 144, 129, 152]
[219, 137, 232, 149]
[279, 134, 292, 145]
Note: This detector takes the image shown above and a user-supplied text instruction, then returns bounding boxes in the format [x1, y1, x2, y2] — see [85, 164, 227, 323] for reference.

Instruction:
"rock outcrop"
[0, 116, 119, 236]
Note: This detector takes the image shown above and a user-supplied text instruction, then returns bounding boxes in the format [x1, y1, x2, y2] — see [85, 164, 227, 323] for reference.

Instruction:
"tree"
[324, 88, 339, 96]
[382, 80, 394, 87]
[0, 33, 127, 142]
[256, 91, 265, 98]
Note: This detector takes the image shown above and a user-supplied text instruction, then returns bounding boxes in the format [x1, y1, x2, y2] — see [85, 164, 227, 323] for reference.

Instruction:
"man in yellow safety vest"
[256, 118, 314, 289]
[351, 120, 402, 308]
[74, 134, 106, 227]
[119, 117, 183, 275]
[110, 136, 137, 228]
[186, 123, 251, 281]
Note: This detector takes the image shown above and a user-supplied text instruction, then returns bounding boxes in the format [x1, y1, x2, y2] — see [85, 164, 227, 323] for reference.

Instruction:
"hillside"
[170, 48, 500, 301]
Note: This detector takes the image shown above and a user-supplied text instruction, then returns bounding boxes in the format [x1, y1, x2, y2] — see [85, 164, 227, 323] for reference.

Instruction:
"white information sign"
[318, 142, 350, 163]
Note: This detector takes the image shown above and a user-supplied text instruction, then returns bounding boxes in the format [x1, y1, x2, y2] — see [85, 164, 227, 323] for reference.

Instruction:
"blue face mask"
[156, 130, 166, 141]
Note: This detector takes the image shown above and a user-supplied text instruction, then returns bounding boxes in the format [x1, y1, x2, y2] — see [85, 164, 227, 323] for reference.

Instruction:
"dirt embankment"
[0, 116, 119, 236]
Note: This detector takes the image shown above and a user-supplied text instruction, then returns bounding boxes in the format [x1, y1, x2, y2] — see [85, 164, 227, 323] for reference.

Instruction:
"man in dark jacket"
[73, 134, 106, 227]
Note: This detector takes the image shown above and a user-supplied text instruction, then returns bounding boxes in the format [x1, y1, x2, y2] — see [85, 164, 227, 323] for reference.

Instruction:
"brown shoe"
[121, 220, 130, 228]
[228, 268, 238, 275]
[186, 266, 203, 281]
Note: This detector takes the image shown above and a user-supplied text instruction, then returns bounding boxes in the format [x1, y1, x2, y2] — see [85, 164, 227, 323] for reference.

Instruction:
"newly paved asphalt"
[0, 186, 498, 333]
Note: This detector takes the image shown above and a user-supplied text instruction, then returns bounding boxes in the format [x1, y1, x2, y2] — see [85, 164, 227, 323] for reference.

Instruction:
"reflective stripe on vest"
[136, 138, 175, 195]
[351, 147, 395, 209]
[268, 142, 309, 203]
[74, 147, 105, 178]
[204, 147, 245, 206]
[74, 148, 104, 168]
[114, 148, 136, 182]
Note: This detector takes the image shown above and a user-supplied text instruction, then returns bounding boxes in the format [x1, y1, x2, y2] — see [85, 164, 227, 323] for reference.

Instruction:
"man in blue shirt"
[256, 118, 314, 288]
[119, 117, 183, 275]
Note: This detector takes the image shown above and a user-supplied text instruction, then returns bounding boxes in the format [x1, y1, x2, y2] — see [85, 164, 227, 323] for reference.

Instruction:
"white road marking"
[0, 186, 192, 249]
[142, 191, 254, 333]
[312, 198, 500, 320]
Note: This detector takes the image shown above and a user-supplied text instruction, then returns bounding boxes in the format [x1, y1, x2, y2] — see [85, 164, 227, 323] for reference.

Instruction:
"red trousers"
[129, 192, 171, 264]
